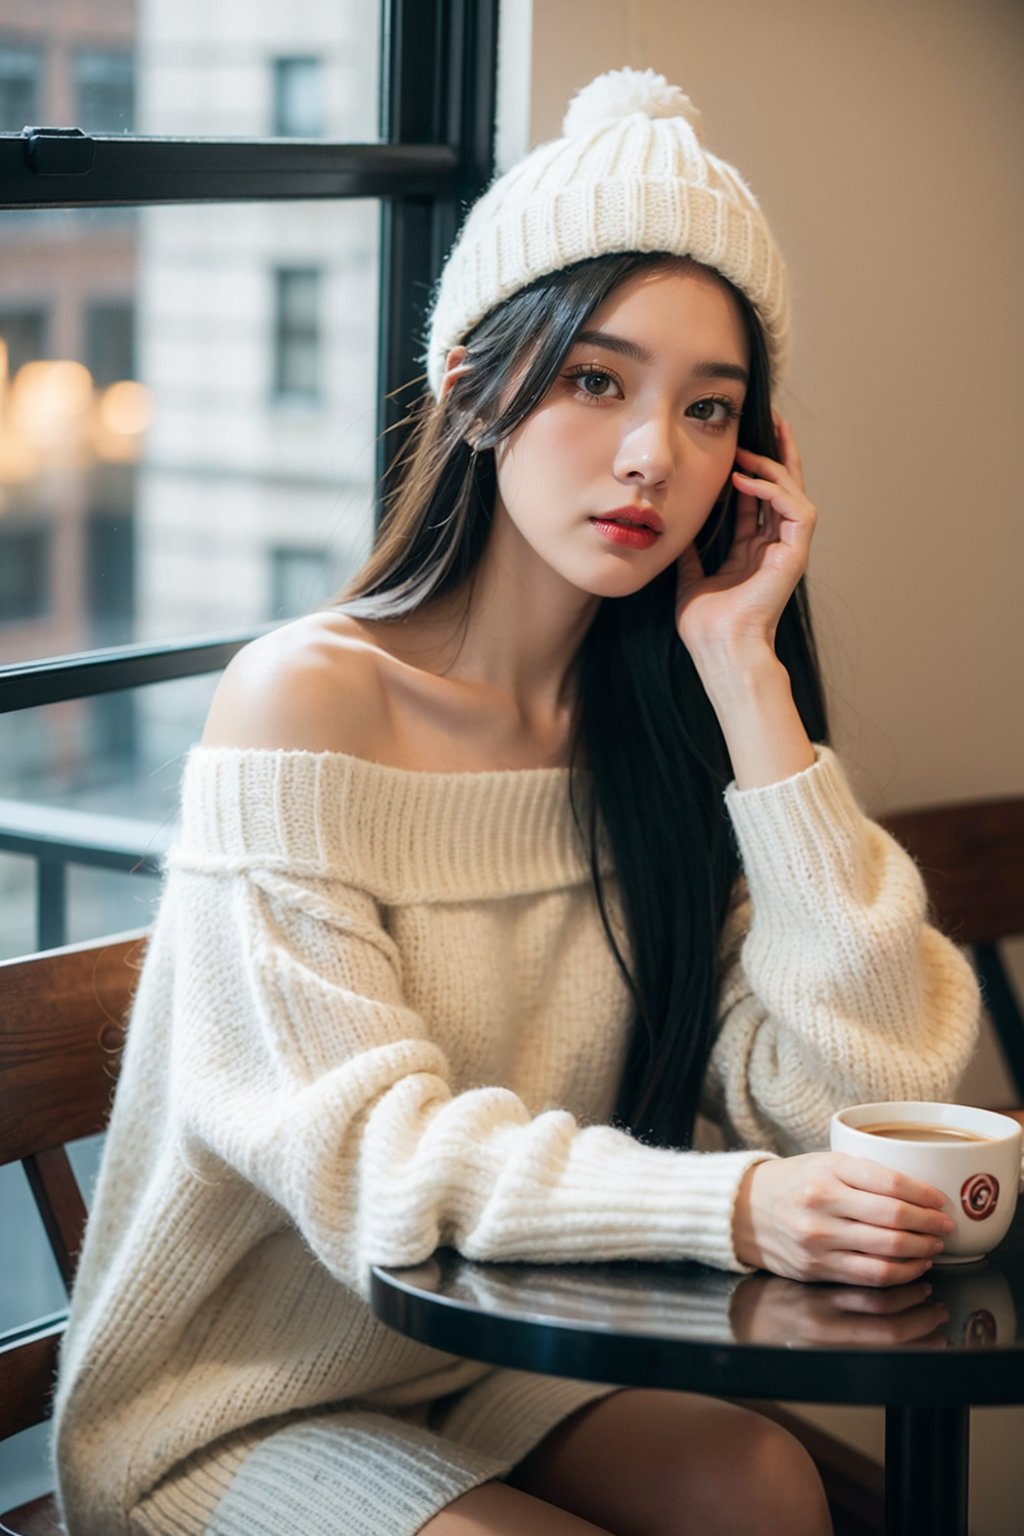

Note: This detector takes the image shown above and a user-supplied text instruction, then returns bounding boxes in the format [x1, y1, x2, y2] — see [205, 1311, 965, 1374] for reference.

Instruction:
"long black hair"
[339, 251, 829, 1149]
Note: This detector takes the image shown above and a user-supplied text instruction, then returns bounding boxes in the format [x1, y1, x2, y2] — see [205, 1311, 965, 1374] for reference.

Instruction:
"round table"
[371, 1202, 1024, 1536]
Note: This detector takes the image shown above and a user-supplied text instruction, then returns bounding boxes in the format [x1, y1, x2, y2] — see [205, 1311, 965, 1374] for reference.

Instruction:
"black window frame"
[0, 0, 499, 714]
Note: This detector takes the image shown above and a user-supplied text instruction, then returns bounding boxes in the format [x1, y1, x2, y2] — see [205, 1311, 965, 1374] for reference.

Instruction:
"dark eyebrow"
[574, 328, 749, 387]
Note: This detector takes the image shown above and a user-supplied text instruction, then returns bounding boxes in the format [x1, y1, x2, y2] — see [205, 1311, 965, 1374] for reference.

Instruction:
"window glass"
[0, 42, 41, 130]
[74, 47, 135, 133]
[270, 543, 343, 620]
[0, 1162, 68, 1335]
[0, 674, 215, 961]
[0, 306, 48, 373]
[0, 2, 380, 138]
[0, 201, 379, 661]
[273, 266, 322, 399]
[85, 299, 135, 386]
[0, 1133, 106, 1512]
[0, 520, 51, 622]
[273, 56, 323, 137]
[0, 1425, 51, 1522]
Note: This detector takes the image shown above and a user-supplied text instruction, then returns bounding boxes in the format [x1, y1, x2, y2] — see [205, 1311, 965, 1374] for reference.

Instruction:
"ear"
[441, 344, 485, 448]
[440, 345, 472, 401]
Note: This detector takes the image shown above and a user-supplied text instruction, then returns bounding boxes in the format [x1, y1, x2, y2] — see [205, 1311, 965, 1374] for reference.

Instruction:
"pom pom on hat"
[424, 66, 791, 398]
[562, 66, 704, 142]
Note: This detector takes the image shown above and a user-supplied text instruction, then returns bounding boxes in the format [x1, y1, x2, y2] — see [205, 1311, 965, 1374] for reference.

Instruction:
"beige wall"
[502, 3, 1023, 1530]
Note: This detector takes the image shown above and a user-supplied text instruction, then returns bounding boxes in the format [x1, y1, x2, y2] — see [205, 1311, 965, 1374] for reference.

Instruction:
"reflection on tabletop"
[729, 1267, 1015, 1349]
[396, 1252, 1016, 1352]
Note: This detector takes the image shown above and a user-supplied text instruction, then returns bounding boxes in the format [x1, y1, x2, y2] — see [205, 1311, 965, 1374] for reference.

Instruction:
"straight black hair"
[339, 251, 829, 1149]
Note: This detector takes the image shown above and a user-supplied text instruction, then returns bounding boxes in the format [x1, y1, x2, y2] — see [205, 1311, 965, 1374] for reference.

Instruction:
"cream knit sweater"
[53, 743, 980, 1535]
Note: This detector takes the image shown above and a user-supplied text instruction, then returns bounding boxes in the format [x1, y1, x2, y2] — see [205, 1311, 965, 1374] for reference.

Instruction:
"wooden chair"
[880, 795, 1024, 1121]
[0, 930, 146, 1536]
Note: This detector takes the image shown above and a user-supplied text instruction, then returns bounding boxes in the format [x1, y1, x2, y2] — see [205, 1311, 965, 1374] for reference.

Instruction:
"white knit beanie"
[424, 66, 791, 399]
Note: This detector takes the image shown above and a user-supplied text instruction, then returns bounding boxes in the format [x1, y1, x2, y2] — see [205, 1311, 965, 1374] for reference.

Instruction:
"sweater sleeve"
[700, 747, 982, 1154]
[165, 858, 771, 1293]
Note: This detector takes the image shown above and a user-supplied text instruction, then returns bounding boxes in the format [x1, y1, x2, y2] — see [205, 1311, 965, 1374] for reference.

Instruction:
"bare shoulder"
[200, 611, 389, 754]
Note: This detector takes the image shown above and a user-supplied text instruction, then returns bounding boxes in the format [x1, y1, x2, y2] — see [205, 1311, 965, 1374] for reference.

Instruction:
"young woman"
[54, 68, 980, 1536]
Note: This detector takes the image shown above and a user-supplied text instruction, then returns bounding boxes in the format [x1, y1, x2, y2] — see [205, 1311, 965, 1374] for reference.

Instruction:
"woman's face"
[481, 263, 750, 602]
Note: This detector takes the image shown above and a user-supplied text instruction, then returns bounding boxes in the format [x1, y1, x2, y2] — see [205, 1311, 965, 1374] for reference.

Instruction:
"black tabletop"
[370, 1201, 1024, 1409]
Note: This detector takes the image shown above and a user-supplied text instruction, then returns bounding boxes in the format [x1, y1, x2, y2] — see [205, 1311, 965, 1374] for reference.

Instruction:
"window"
[85, 509, 135, 646]
[73, 50, 135, 135]
[270, 545, 334, 619]
[85, 301, 135, 388]
[272, 267, 321, 401]
[0, 521, 51, 623]
[0, 306, 48, 376]
[0, 44, 41, 131]
[0, 1, 499, 1510]
[273, 58, 323, 137]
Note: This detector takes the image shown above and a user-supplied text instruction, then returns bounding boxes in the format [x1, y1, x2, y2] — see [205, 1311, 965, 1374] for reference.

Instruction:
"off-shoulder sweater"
[52, 744, 980, 1535]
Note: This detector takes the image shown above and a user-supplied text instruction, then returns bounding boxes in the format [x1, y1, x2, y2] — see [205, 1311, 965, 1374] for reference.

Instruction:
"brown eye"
[581, 373, 612, 395]
[563, 365, 623, 402]
[687, 396, 741, 431]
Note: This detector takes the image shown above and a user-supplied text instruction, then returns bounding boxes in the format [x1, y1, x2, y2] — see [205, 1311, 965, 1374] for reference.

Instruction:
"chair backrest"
[880, 796, 1024, 1096]
[0, 931, 146, 1447]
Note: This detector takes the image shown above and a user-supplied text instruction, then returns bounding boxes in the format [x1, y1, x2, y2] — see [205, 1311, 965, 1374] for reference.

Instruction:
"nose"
[612, 410, 676, 488]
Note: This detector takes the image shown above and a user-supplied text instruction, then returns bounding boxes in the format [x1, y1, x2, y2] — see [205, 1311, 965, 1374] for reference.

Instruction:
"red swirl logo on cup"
[962, 1309, 997, 1347]
[960, 1172, 1000, 1221]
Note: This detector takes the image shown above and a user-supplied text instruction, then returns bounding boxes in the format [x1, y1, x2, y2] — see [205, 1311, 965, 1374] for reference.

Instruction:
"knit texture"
[53, 744, 980, 1536]
[425, 66, 791, 397]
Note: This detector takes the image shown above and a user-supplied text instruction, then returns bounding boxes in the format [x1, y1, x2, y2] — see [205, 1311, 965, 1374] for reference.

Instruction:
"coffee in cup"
[830, 1102, 1022, 1264]
[858, 1123, 992, 1145]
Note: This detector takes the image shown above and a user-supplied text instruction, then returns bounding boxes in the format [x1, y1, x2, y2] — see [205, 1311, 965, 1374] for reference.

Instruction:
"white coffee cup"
[830, 1101, 1022, 1265]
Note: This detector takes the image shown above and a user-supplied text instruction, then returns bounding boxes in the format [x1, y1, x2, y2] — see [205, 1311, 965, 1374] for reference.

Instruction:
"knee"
[730, 1417, 832, 1536]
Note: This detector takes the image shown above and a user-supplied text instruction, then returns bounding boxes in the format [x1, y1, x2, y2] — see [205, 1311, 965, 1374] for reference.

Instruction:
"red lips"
[594, 505, 664, 534]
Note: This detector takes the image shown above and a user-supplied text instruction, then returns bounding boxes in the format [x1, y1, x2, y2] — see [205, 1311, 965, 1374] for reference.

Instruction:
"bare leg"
[419, 1479, 614, 1534]
[505, 1387, 832, 1536]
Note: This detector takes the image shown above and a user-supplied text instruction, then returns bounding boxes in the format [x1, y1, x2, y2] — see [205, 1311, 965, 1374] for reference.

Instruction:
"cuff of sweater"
[722, 744, 874, 924]
[556, 1142, 779, 1274]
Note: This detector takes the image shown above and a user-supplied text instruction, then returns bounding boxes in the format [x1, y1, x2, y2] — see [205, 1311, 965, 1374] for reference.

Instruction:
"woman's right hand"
[733, 1152, 956, 1286]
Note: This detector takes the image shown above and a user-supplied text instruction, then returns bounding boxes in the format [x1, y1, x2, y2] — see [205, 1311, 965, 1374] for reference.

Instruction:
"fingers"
[825, 1251, 938, 1288]
[834, 1218, 946, 1262]
[829, 1280, 936, 1316]
[833, 1154, 948, 1215]
[731, 461, 815, 564]
[805, 1157, 954, 1273]
[746, 1153, 958, 1291]
[732, 452, 813, 520]
[730, 490, 771, 547]
[840, 1190, 954, 1241]
[811, 1299, 950, 1346]
[795, 1210, 944, 1272]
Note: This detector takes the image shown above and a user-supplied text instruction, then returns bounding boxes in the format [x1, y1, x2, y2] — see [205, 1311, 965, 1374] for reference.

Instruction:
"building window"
[0, 307, 49, 377]
[272, 268, 321, 401]
[0, 522, 51, 624]
[74, 50, 135, 134]
[86, 509, 135, 646]
[273, 58, 323, 137]
[85, 302, 135, 387]
[0, 44, 42, 130]
[270, 545, 332, 619]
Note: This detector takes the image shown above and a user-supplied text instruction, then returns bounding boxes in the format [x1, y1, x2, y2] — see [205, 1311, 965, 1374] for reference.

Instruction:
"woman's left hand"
[675, 409, 816, 666]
